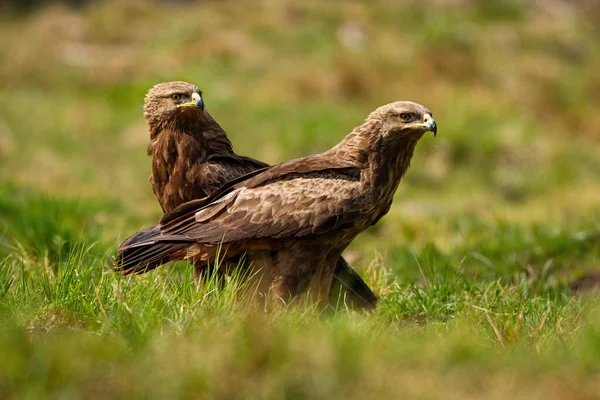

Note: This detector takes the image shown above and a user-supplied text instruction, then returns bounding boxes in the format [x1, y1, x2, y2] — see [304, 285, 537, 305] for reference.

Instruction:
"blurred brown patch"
[570, 271, 600, 296]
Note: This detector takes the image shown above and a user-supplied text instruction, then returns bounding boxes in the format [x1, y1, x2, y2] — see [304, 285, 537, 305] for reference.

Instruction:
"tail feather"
[118, 224, 163, 250]
[331, 257, 377, 311]
[115, 225, 193, 275]
[120, 243, 188, 275]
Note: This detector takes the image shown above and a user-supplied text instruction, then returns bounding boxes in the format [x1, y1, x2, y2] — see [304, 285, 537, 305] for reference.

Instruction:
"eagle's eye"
[170, 93, 182, 102]
[399, 113, 412, 121]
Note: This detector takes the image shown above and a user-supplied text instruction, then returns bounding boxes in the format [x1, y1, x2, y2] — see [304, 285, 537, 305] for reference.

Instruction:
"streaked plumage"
[144, 81, 268, 213]
[128, 81, 377, 309]
[116, 100, 437, 307]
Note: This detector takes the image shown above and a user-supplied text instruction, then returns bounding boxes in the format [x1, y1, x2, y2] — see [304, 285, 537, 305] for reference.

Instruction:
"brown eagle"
[116, 100, 436, 306]
[144, 82, 269, 212]
[126, 81, 377, 309]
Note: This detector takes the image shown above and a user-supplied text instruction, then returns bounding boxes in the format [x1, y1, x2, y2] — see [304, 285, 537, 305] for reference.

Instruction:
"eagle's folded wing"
[161, 155, 364, 245]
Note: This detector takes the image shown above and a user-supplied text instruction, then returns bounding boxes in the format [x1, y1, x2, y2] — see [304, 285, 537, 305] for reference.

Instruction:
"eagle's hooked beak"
[421, 114, 437, 137]
[177, 92, 204, 110]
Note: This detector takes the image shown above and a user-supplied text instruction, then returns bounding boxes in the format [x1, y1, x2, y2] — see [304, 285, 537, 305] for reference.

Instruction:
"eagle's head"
[372, 101, 437, 140]
[143, 81, 206, 137]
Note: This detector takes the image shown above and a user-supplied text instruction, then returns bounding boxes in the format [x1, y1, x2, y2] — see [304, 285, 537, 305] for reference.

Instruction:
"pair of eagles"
[116, 81, 437, 310]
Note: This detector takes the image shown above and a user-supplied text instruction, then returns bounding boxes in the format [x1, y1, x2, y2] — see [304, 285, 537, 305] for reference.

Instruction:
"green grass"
[1, 181, 598, 398]
[1, 0, 600, 398]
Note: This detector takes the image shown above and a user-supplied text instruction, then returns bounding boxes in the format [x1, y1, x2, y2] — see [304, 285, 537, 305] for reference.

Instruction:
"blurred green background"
[1, 0, 600, 398]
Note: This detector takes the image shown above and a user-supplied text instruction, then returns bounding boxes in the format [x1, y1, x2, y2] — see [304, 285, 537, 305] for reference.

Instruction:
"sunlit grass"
[0, 230, 598, 398]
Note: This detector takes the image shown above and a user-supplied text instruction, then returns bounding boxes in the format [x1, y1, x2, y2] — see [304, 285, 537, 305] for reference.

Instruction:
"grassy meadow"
[1, 0, 600, 398]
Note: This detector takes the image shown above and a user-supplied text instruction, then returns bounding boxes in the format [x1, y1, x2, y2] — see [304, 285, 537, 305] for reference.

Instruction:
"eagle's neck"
[328, 119, 419, 203]
[148, 129, 208, 163]
[325, 119, 379, 166]
[199, 112, 235, 155]
[147, 110, 234, 160]
[368, 134, 419, 202]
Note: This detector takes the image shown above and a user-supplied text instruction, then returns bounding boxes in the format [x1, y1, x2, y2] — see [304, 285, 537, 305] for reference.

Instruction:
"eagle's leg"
[268, 248, 303, 308]
[269, 243, 332, 309]
[242, 250, 276, 308]
[308, 251, 339, 308]
[269, 275, 299, 307]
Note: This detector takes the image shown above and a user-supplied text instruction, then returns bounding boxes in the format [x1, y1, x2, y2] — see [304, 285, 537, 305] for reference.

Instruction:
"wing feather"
[160, 154, 359, 229]
[164, 171, 366, 245]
